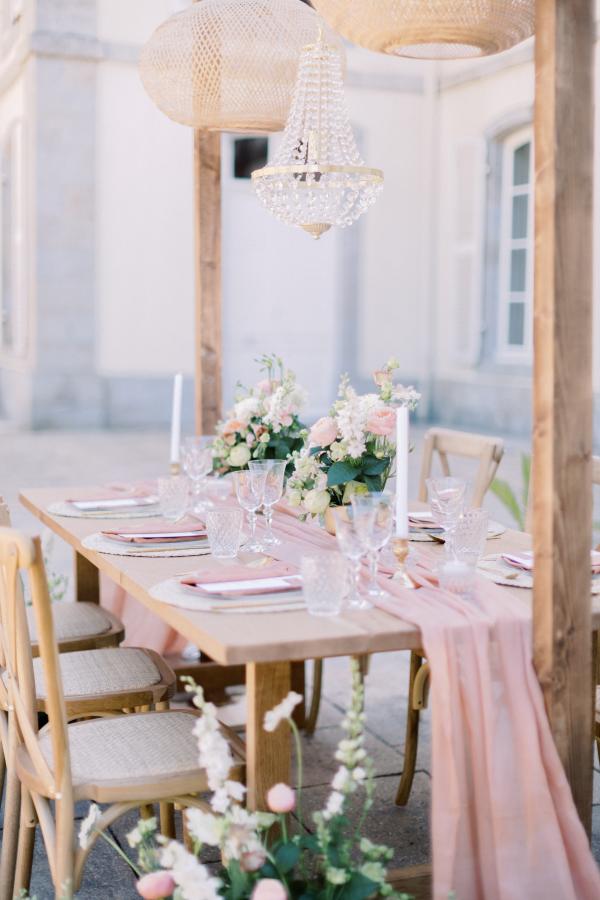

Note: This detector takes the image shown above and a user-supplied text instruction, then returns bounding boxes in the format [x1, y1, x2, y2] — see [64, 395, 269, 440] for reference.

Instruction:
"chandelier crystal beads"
[139, 0, 341, 133]
[311, 0, 534, 60]
[252, 37, 383, 239]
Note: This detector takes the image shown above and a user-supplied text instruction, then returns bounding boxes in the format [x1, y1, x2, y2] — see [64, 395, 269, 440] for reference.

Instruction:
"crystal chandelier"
[311, 0, 534, 60]
[252, 34, 383, 239]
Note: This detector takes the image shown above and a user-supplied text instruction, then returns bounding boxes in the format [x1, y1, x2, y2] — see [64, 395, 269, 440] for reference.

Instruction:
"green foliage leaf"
[275, 842, 300, 874]
[259, 862, 278, 879]
[361, 455, 389, 476]
[490, 478, 524, 531]
[227, 860, 249, 900]
[337, 873, 380, 900]
[327, 460, 361, 487]
[363, 474, 383, 493]
[298, 834, 320, 853]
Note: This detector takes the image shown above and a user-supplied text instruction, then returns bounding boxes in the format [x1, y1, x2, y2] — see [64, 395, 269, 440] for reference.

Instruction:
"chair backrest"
[418, 427, 505, 508]
[0, 527, 73, 807]
[0, 496, 10, 526]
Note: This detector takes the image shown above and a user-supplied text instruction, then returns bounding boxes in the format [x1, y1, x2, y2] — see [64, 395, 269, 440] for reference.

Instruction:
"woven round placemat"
[478, 553, 600, 594]
[47, 501, 161, 520]
[149, 575, 306, 614]
[410, 519, 506, 543]
[82, 533, 211, 559]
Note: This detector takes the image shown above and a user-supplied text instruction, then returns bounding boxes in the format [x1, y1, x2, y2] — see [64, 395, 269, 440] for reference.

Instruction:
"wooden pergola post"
[532, 0, 595, 831]
[193, 129, 222, 436]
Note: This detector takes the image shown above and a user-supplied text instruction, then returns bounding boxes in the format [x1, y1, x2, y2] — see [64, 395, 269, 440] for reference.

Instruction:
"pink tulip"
[251, 878, 287, 900]
[136, 870, 176, 899]
[366, 408, 396, 437]
[267, 783, 296, 814]
[309, 416, 338, 448]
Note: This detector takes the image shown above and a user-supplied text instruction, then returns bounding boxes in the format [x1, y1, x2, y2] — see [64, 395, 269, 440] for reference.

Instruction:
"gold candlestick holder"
[170, 462, 181, 476]
[392, 537, 418, 589]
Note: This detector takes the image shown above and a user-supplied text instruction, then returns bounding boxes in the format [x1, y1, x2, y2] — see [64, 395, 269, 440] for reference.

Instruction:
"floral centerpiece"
[77, 661, 409, 900]
[212, 355, 308, 475]
[286, 360, 420, 518]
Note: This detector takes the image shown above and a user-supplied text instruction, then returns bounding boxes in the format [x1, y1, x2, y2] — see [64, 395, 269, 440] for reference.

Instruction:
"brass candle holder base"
[391, 537, 418, 589]
[170, 462, 181, 476]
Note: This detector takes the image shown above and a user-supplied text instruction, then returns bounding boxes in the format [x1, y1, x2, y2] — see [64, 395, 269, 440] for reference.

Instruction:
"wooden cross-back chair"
[0, 528, 245, 899]
[418, 427, 505, 507]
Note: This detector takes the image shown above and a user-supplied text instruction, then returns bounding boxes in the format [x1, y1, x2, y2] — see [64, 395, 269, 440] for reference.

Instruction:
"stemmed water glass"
[249, 459, 287, 546]
[426, 476, 467, 554]
[351, 493, 394, 602]
[333, 506, 368, 610]
[181, 437, 214, 516]
[233, 469, 267, 552]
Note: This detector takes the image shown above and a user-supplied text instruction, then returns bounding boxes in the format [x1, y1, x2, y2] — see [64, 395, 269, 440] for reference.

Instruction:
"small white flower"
[126, 817, 157, 848]
[79, 803, 101, 850]
[160, 841, 222, 900]
[353, 767, 367, 783]
[327, 867, 350, 885]
[263, 691, 303, 732]
[186, 809, 223, 846]
[331, 767, 351, 791]
[322, 790, 345, 820]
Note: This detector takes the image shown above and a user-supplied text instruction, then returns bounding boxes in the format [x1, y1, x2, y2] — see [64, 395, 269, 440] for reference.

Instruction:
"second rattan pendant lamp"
[311, 0, 534, 60]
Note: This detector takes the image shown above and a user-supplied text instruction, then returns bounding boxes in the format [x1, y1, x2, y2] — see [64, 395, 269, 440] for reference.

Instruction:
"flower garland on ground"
[286, 360, 420, 518]
[212, 355, 308, 475]
[75, 661, 410, 900]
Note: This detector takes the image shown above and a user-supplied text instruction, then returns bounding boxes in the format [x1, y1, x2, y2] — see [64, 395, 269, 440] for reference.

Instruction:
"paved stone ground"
[1, 426, 599, 897]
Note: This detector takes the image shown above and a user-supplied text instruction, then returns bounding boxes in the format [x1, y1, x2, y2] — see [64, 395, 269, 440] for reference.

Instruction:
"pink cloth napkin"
[502, 549, 600, 574]
[374, 546, 600, 900]
[102, 518, 206, 544]
[66, 481, 157, 504]
[180, 562, 298, 596]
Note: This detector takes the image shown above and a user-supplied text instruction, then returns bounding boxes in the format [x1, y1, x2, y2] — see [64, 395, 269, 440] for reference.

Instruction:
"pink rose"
[251, 879, 287, 900]
[223, 419, 244, 435]
[240, 846, 267, 872]
[309, 416, 338, 448]
[366, 408, 396, 436]
[267, 783, 296, 813]
[137, 871, 176, 899]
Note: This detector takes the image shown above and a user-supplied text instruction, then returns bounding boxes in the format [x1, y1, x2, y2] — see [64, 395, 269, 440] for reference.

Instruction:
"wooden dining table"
[19, 486, 600, 812]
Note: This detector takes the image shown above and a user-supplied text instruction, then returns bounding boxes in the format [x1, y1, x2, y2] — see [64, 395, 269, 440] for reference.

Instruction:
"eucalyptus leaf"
[327, 460, 362, 487]
[275, 842, 300, 873]
[337, 872, 380, 900]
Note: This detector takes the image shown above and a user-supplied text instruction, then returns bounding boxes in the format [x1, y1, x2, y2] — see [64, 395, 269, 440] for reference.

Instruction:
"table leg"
[291, 661, 306, 729]
[74, 551, 99, 604]
[246, 661, 291, 810]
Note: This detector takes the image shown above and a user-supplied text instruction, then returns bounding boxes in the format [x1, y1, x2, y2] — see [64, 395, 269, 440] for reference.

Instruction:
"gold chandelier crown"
[252, 36, 384, 238]
[311, 0, 534, 60]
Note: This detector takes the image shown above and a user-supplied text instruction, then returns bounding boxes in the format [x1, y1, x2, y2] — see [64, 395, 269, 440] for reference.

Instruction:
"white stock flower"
[160, 841, 222, 900]
[331, 767, 351, 792]
[185, 809, 223, 846]
[234, 396, 262, 424]
[264, 691, 303, 732]
[322, 791, 345, 820]
[211, 780, 246, 814]
[79, 803, 102, 850]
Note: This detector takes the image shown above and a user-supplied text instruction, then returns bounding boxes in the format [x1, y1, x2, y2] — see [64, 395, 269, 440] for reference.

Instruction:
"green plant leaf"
[275, 842, 300, 874]
[327, 460, 362, 487]
[363, 474, 383, 493]
[490, 478, 524, 531]
[337, 873, 380, 900]
[362, 456, 389, 476]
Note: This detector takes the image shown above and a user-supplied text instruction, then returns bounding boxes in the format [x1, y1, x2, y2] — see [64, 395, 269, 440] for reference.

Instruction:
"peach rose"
[223, 419, 244, 435]
[309, 416, 338, 447]
[136, 871, 176, 899]
[366, 408, 396, 436]
[267, 783, 296, 813]
[251, 879, 287, 900]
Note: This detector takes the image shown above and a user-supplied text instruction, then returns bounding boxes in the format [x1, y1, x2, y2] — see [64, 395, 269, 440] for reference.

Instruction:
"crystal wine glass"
[333, 506, 367, 610]
[181, 436, 214, 516]
[351, 493, 394, 602]
[233, 469, 267, 552]
[426, 476, 467, 554]
[249, 459, 286, 546]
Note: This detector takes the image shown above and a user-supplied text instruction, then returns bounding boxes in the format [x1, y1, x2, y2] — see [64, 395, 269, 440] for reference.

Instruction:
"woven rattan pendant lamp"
[311, 0, 534, 60]
[139, 0, 342, 133]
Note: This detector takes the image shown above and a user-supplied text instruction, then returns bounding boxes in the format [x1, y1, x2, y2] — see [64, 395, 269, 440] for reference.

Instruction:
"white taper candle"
[170, 373, 183, 466]
[395, 405, 409, 538]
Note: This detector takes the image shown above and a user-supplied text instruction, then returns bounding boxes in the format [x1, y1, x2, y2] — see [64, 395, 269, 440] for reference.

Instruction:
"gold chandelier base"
[301, 223, 332, 240]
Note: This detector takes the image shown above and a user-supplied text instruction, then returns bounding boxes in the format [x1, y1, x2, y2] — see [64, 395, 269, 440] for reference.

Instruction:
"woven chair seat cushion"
[27, 602, 113, 643]
[39, 711, 205, 786]
[35, 648, 162, 699]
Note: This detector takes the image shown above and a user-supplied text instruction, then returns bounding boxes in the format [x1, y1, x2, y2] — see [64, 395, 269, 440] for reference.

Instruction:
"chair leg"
[395, 651, 424, 807]
[0, 750, 21, 900]
[160, 802, 176, 839]
[54, 795, 75, 900]
[304, 659, 323, 735]
[12, 787, 36, 899]
[0, 735, 6, 804]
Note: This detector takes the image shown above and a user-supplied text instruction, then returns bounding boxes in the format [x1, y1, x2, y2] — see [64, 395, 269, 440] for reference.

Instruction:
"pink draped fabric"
[100, 575, 187, 655]
[267, 517, 600, 899]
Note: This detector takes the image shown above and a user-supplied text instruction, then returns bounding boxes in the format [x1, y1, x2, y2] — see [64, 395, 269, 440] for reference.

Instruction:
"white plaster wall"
[95, 59, 195, 377]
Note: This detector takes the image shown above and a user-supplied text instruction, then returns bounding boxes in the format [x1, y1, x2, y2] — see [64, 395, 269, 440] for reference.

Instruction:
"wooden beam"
[387, 865, 431, 899]
[193, 129, 222, 435]
[532, 0, 595, 832]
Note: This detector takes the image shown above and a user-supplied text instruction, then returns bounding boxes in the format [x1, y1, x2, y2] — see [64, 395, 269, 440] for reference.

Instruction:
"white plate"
[150, 576, 307, 614]
[48, 501, 161, 520]
[82, 533, 211, 558]
[410, 520, 506, 543]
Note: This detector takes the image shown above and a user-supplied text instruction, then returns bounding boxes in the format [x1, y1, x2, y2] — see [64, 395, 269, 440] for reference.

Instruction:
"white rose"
[287, 489, 302, 507]
[259, 432, 270, 443]
[229, 444, 251, 468]
[303, 489, 331, 516]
